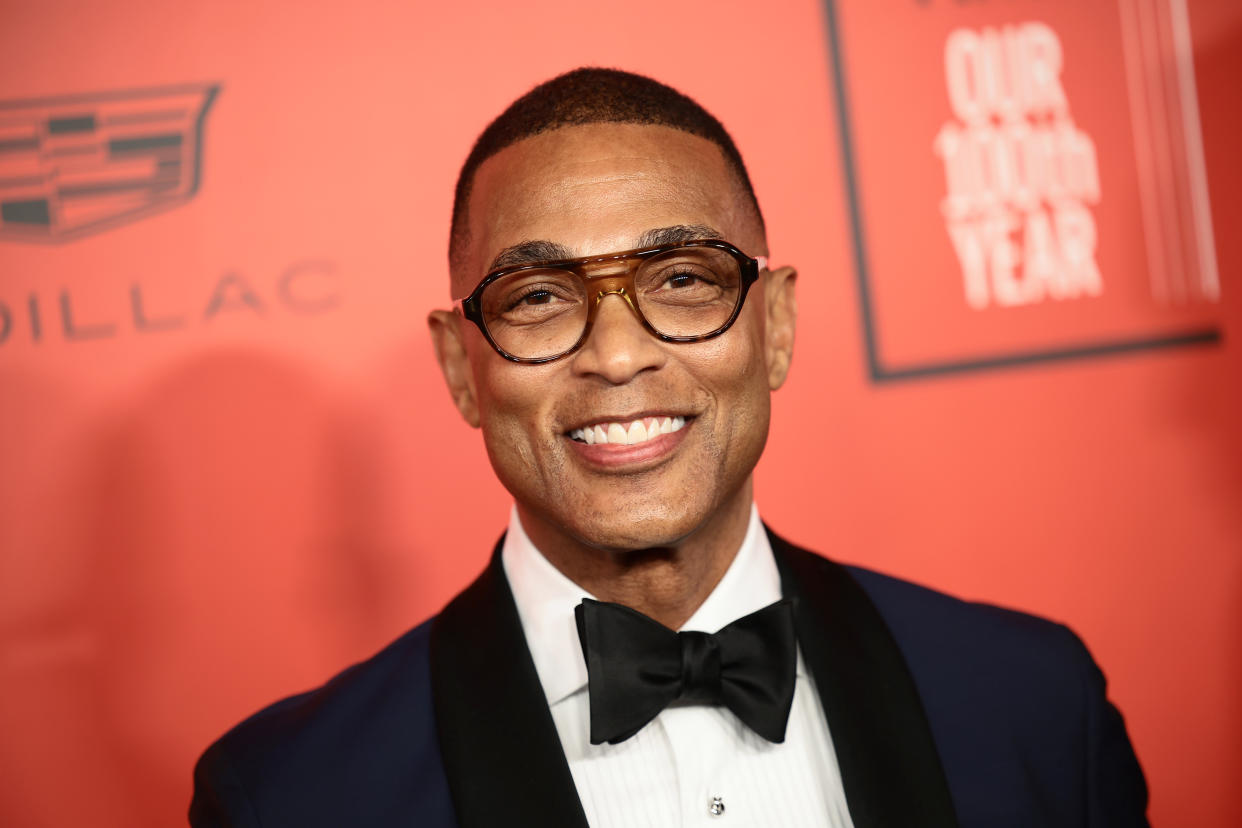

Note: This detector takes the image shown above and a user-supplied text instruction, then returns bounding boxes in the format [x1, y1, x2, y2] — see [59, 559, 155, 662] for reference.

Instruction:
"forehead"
[456, 123, 760, 295]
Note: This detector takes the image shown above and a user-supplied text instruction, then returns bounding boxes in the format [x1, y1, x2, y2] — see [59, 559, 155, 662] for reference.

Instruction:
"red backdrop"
[1, 1, 1238, 825]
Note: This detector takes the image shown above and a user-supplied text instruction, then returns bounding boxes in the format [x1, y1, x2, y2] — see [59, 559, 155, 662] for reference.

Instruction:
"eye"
[515, 289, 557, 307]
[501, 283, 573, 312]
[664, 271, 704, 290]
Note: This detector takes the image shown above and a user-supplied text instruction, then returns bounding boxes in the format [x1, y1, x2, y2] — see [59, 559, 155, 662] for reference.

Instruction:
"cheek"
[473, 370, 542, 495]
[470, 358, 556, 450]
[688, 324, 773, 437]
[476, 370, 527, 433]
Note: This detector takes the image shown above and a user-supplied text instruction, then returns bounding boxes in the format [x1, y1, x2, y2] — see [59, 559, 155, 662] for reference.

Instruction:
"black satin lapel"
[768, 527, 959, 828]
[430, 538, 589, 828]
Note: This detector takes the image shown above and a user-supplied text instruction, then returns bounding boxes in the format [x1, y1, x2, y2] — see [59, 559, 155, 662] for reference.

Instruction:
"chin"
[567, 501, 712, 553]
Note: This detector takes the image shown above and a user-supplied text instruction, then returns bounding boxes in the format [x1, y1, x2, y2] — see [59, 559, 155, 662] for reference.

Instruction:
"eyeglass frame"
[458, 239, 767, 364]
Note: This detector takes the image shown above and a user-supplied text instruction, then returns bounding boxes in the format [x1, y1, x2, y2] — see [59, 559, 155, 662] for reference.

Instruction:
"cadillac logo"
[0, 83, 219, 243]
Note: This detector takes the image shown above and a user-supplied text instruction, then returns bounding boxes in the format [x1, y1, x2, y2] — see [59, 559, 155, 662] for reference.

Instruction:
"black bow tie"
[573, 597, 798, 745]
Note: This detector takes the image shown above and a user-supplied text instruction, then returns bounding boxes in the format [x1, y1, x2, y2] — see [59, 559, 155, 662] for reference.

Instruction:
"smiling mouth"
[568, 416, 687, 446]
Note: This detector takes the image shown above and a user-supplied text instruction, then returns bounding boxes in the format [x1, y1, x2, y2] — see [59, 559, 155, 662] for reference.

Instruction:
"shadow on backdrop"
[0, 349, 404, 827]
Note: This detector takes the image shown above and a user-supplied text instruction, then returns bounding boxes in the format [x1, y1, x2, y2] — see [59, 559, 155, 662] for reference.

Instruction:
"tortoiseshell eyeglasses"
[459, 239, 765, 364]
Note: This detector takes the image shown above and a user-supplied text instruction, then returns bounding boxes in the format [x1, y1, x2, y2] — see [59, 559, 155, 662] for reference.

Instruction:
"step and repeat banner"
[1, 1, 1238, 825]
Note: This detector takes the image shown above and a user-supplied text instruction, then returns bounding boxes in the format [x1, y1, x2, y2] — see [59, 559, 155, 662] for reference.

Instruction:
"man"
[190, 68, 1148, 827]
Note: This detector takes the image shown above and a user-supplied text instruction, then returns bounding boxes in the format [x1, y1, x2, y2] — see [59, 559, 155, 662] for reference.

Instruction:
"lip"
[564, 416, 692, 469]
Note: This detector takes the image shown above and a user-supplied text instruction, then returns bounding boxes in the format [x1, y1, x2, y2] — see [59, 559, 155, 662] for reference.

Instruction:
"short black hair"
[449, 67, 764, 275]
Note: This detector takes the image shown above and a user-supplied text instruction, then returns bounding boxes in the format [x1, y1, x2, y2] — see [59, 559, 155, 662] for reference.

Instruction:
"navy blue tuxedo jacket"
[190, 530, 1148, 827]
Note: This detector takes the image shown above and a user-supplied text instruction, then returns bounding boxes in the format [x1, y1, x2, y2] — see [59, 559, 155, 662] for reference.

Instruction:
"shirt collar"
[501, 504, 790, 706]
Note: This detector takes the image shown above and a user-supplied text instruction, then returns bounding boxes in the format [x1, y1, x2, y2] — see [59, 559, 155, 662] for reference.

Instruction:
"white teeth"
[569, 416, 687, 445]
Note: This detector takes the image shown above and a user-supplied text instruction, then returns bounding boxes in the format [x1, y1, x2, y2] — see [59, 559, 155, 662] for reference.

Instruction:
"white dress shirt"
[502, 505, 856, 828]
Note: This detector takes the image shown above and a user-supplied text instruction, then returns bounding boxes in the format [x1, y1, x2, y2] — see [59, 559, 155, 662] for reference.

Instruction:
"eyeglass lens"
[479, 247, 744, 360]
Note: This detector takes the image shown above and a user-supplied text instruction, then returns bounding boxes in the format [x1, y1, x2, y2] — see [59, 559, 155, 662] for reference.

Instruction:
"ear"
[762, 265, 798, 390]
[427, 309, 481, 428]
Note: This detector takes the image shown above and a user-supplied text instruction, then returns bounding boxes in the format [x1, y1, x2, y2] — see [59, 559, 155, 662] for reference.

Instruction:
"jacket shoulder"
[773, 533, 1083, 670]
[839, 560, 1099, 734]
[770, 534, 1147, 826]
[190, 619, 455, 827]
[844, 562, 1084, 663]
[840, 560, 1148, 827]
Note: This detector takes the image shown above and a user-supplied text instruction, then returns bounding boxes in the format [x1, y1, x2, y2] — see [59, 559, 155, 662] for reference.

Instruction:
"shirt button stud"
[709, 796, 725, 816]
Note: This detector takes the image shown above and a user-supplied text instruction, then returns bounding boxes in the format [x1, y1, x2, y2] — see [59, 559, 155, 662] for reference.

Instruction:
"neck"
[517, 481, 754, 629]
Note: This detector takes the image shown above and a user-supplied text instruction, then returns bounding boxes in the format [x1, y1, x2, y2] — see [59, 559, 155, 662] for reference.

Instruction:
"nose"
[570, 290, 667, 384]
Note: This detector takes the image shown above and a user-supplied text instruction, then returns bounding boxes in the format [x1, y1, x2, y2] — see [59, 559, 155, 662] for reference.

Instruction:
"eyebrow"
[486, 224, 725, 272]
[488, 240, 573, 271]
[636, 224, 724, 248]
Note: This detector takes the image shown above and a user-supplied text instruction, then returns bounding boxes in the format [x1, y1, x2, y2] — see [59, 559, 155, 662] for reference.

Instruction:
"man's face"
[433, 123, 795, 557]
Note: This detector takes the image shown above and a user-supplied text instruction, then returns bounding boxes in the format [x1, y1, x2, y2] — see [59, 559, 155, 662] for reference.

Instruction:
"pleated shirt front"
[501, 506, 856, 828]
